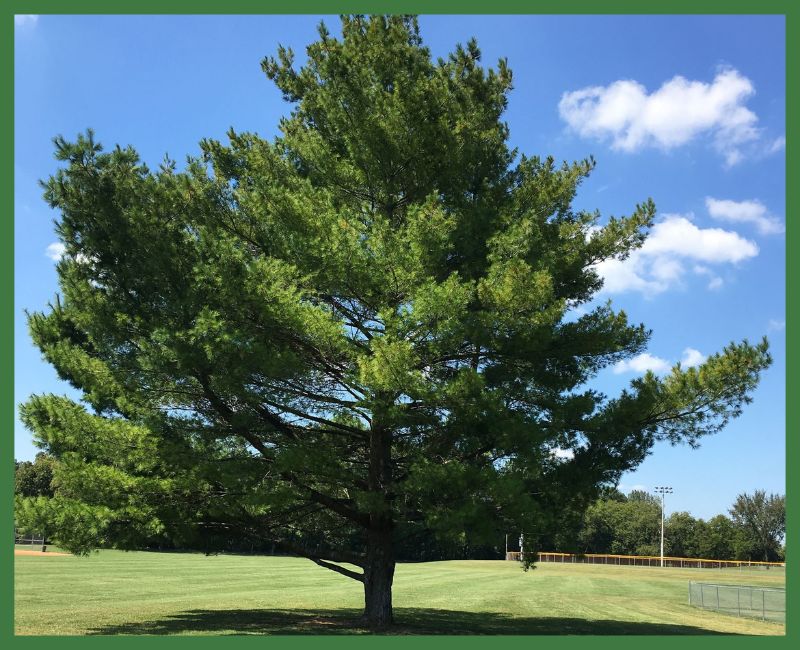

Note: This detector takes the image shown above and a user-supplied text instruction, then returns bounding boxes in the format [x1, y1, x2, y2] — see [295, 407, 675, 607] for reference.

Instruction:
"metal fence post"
[762, 590, 765, 621]
[737, 587, 741, 617]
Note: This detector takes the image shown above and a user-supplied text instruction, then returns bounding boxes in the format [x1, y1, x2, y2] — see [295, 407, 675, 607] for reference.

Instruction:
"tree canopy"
[578, 492, 661, 556]
[729, 491, 785, 562]
[14, 452, 56, 498]
[17, 15, 771, 627]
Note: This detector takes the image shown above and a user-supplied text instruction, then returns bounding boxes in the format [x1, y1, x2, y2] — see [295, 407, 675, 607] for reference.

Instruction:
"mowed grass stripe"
[15, 552, 784, 635]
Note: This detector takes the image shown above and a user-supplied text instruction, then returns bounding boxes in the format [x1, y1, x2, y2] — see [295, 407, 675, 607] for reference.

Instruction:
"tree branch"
[311, 558, 365, 582]
[270, 538, 365, 581]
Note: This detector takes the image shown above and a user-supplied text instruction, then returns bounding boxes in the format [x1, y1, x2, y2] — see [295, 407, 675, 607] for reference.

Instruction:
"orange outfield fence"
[505, 551, 785, 569]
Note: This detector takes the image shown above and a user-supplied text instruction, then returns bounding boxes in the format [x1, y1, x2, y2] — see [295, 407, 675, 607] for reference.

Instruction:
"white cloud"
[705, 197, 784, 235]
[45, 242, 65, 261]
[594, 258, 664, 295]
[766, 135, 785, 155]
[650, 256, 683, 282]
[641, 214, 759, 262]
[681, 348, 707, 367]
[613, 352, 671, 375]
[15, 15, 39, 27]
[693, 265, 723, 290]
[614, 347, 707, 376]
[551, 447, 575, 461]
[594, 214, 758, 296]
[559, 68, 760, 166]
[768, 319, 785, 332]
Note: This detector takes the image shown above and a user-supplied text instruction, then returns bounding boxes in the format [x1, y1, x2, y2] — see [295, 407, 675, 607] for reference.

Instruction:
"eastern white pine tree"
[18, 16, 770, 627]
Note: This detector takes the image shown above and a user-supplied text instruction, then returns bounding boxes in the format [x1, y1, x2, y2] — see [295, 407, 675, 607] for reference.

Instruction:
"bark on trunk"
[362, 533, 395, 628]
[363, 395, 394, 629]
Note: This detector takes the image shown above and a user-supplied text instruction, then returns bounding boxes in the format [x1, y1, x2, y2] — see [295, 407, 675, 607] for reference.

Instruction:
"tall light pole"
[654, 486, 673, 567]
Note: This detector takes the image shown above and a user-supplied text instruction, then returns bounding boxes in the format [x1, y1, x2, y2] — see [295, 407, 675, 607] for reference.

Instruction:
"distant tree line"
[557, 487, 785, 563]
[15, 454, 782, 562]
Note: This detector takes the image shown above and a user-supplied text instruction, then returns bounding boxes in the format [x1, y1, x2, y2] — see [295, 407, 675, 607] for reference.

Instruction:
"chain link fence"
[688, 581, 785, 623]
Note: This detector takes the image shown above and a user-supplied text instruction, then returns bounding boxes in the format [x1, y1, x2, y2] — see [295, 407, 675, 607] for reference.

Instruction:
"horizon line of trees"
[542, 487, 785, 563]
[15, 452, 784, 563]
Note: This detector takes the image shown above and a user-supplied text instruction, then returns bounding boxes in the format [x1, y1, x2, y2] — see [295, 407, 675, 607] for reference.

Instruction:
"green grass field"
[14, 551, 785, 635]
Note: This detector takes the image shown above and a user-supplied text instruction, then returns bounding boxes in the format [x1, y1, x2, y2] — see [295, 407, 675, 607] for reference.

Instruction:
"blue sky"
[14, 14, 785, 522]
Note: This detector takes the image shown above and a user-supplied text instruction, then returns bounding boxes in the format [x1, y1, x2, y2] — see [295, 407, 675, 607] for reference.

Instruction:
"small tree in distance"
[627, 489, 659, 505]
[697, 514, 737, 560]
[14, 452, 56, 498]
[17, 16, 771, 628]
[729, 491, 785, 562]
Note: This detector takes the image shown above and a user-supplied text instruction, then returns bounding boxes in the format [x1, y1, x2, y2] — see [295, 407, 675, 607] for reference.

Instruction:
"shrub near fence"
[689, 581, 785, 623]
[505, 551, 786, 570]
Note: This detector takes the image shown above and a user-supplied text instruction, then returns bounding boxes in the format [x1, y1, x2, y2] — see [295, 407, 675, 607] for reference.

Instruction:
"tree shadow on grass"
[87, 608, 734, 635]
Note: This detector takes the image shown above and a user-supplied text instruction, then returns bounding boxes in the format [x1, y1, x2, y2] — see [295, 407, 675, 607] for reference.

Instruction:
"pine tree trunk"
[364, 396, 395, 629]
[362, 530, 395, 628]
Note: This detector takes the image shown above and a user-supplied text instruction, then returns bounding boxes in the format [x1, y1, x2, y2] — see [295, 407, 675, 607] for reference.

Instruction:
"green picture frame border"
[3, 1, 793, 647]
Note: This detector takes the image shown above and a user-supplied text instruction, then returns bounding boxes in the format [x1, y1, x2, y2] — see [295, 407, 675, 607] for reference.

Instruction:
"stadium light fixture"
[654, 486, 673, 567]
